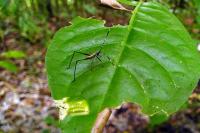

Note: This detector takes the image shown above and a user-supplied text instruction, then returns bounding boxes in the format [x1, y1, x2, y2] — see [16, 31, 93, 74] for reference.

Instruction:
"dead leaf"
[100, 0, 131, 12]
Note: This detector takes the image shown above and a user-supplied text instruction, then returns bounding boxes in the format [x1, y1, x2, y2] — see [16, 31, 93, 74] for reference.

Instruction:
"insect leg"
[98, 29, 111, 53]
[96, 55, 102, 62]
[90, 58, 95, 71]
[73, 58, 87, 82]
[67, 51, 90, 69]
[102, 29, 110, 45]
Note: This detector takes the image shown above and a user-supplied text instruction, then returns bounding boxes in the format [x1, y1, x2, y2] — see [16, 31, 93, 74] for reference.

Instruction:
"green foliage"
[1, 50, 25, 59]
[0, 60, 18, 72]
[153, 0, 200, 39]
[83, 4, 97, 15]
[150, 112, 168, 126]
[1, 0, 199, 46]
[0, 0, 41, 42]
[0, 0, 102, 45]
[0, 50, 25, 72]
[18, 13, 41, 40]
[118, 0, 138, 6]
[193, 0, 200, 25]
[0, 0, 9, 10]
[46, 1, 200, 132]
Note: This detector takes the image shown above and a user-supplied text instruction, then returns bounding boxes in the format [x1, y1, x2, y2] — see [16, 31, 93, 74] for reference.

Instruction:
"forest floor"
[0, 43, 60, 132]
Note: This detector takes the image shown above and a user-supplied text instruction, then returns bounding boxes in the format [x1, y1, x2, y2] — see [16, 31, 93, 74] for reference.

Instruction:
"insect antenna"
[99, 29, 110, 53]
[97, 29, 115, 66]
[103, 29, 110, 44]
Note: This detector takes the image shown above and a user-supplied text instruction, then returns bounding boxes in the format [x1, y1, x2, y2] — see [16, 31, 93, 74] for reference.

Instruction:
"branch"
[91, 108, 112, 133]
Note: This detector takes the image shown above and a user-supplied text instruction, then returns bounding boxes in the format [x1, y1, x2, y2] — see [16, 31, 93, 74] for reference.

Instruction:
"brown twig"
[92, 108, 112, 133]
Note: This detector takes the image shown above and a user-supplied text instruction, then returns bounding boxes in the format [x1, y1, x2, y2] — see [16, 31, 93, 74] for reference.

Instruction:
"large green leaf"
[46, 1, 200, 132]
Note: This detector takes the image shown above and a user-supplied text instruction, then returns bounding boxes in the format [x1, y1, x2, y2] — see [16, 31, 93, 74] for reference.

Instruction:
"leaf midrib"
[99, 1, 144, 111]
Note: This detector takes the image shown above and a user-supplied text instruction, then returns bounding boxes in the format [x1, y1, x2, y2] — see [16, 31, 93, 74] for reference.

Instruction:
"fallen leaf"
[100, 0, 131, 12]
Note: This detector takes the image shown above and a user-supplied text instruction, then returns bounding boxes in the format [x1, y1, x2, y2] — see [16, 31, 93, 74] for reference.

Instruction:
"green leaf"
[0, 60, 18, 72]
[193, 0, 200, 8]
[18, 13, 40, 40]
[1, 50, 25, 59]
[117, 0, 138, 6]
[193, 0, 200, 24]
[0, 0, 9, 11]
[150, 111, 168, 126]
[46, 2, 200, 132]
[83, 4, 97, 15]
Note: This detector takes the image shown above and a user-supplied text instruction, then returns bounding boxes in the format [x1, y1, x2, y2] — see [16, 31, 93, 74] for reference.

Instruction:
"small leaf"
[117, 0, 138, 6]
[1, 50, 25, 59]
[83, 4, 97, 15]
[0, 60, 18, 72]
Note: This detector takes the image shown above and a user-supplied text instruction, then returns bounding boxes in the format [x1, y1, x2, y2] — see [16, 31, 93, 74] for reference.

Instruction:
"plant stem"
[91, 108, 112, 133]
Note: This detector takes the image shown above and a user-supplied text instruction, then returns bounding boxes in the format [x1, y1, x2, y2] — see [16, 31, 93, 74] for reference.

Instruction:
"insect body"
[67, 29, 111, 82]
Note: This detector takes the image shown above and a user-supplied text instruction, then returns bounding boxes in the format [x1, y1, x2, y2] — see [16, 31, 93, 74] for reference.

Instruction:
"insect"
[67, 29, 112, 82]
